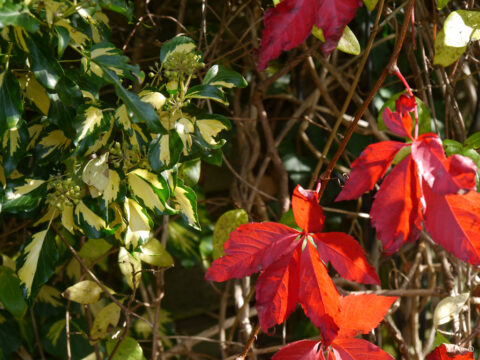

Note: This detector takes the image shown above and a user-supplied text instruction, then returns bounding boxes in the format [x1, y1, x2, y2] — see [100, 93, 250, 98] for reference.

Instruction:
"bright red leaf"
[426, 344, 474, 360]
[257, 0, 363, 70]
[423, 184, 480, 265]
[206, 185, 380, 337]
[370, 155, 423, 255]
[382, 108, 413, 139]
[335, 141, 406, 201]
[336, 94, 479, 264]
[273, 294, 396, 360]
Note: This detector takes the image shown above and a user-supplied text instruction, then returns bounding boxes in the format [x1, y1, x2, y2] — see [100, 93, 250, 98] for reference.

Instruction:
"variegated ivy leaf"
[35, 129, 71, 160]
[148, 132, 182, 172]
[62, 280, 112, 304]
[0, 71, 23, 136]
[127, 169, 169, 214]
[118, 247, 142, 290]
[82, 153, 109, 193]
[27, 124, 42, 150]
[89, 42, 139, 80]
[46, 319, 65, 347]
[36, 284, 62, 307]
[85, 119, 114, 156]
[124, 197, 151, 249]
[90, 302, 121, 341]
[176, 117, 194, 153]
[55, 19, 89, 47]
[195, 114, 231, 148]
[110, 203, 127, 243]
[139, 238, 174, 267]
[160, 36, 196, 63]
[17, 228, 58, 298]
[185, 84, 228, 105]
[202, 65, 247, 89]
[62, 202, 75, 233]
[19, 73, 50, 115]
[2, 120, 29, 175]
[171, 179, 200, 230]
[74, 201, 107, 238]
[74, 106, 110, 153]
[103, 169, 120, 207]
[2, 178, 46, 213]
[139, 90, 166, 111]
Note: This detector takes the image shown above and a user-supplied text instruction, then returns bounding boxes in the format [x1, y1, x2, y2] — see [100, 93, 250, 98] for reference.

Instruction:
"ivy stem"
[317, 0, 416, 200]
[236, 323, 261, 359]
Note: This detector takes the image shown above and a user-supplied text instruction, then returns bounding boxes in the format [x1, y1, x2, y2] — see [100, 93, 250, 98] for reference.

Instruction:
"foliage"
[1, 0, 480, 359]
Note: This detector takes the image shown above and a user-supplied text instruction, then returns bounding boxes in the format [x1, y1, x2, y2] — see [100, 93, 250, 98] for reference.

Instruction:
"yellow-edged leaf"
[75, 201, 106, 235]
[110, 203, 127, 242]
[82, 153, 109, 192]
[27, 124, 43, 150]
[62, 280, 113, 304]
[90, 302, 121, 341]
[176, 117, 194, 152]
[127, 169, 166, 213]
[103, 169, 120, 206]
[34, 206, 58, 226]
[62, 202, 75, 233]
[46, 319, 66, 347]
[172, 183, 199, 229]
[38, 129, 71, 159]
[17, 229, 48, 296]
[21, 73, 50, 115]
[139, 91, 166, 110]
[139, 238, 174, 267]
[124, 198, 151, 249]
[7, 179, 45, 200]
[37, 285, 62, 307]
[78, 106, 104, 143]
[118, 247, 142, 289]
[197, 119, 228, 146]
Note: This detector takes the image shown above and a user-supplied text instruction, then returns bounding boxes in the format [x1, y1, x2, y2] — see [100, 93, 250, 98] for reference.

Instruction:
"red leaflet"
[257, 0, 363, 70]
[313, 233, 379, 284]
[293, 185, 324, 233]
[412, 134, 477, 194]
[382, 108, 413, 139]
[426, 344, 474, 360]
[336, 294, 397, 338]
[335, 141, 406, 201]
[273, 294, 396, 360]
[423, 185, 480, 265]
[370, 155, 423, 255]
[206, 185, 380, 336]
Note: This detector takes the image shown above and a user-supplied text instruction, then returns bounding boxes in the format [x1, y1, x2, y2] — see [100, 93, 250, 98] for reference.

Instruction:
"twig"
[317, 0, 416, 199]
[30, 307, 46, 360]
[235, 323, 261, 360]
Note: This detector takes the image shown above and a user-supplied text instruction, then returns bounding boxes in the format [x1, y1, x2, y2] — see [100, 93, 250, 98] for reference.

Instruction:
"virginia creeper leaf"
[331, 338, 393, 360]
[272, 340, 324, 360]
[336, 141, 406, 201]
[292, 185, 324, 233]
[313, 233, 380, 285]
[423, 186, 480, 265]
[257, 0, 363, 70]
[370, 155, 423, 255]
[427, 344, 474, 360]
[412, 133, 477, 194]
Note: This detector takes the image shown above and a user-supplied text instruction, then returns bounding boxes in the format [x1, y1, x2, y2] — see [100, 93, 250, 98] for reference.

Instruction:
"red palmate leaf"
[336, 141, 406, 201]
[206, 185, 380, 336]
[423, 185, 480, 265]
[272, 340, 324, 360]
[257, 0, 363, 70]
[273, 294, 396, 360]
[292, 185, 324, 233]
[412, 134, 477, 194]
[426, 344, 474, 360]
[313, 233, 379, 284]
[299, 240, 340, 344]
[330, 338, 393, 360]
[370, 155, 423, 255]
[336, 294, 397, 338]
[382, 107, 413, 139]
[395, 93, 416, 114]
[205, 222, 299, 282]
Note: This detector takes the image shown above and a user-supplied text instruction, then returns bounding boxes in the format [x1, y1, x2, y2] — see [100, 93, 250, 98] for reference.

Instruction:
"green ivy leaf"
[212, 209, 248, 259]
[186, 85, 228, 105]
[0, 266, 27, 317]
[160, 36, 196, 63]
[203, 65, 247, 89]
[0, 70, 23, 135]
[0, 3, 39, 32]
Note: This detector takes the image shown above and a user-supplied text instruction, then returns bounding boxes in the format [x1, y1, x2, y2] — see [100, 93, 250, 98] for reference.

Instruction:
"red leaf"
[331, 338, 393, 360]
[292, 185, 324, 233]
[316, 0, 364, 56]
[257, 0, 363, 70]
[313, 233, 379, 285]
[299, 240, 340, 344]
[255, 245, 301, 330]
[370, 155, 423, 254]
[395, 93, 416, 114]
[336, 141, 406, 201]
[382, 107, 413, 139]
[205, 222, 299, 282]
[336, 294, 397, 338]
[426, 344, 474, 360]
[423, 185, 480, 265]
[272, 340, 324, 360]
[412, 133, 477, 194]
